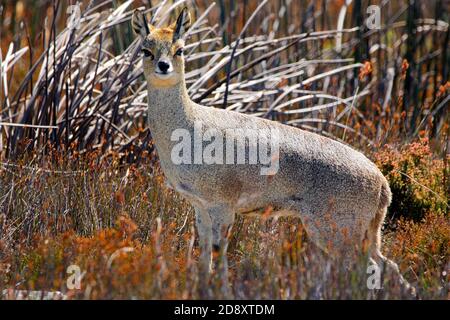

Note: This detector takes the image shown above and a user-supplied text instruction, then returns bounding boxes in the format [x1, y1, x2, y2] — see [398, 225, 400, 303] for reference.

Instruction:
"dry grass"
[1, 0, 448, 156]
[0, 141, 448, 299]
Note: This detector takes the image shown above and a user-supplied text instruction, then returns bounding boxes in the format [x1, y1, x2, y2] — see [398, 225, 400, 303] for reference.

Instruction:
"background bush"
[374, 138, 448, 223]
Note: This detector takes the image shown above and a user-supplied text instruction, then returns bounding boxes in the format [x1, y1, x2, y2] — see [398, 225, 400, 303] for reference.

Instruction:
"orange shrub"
[386, 212, 449, 298]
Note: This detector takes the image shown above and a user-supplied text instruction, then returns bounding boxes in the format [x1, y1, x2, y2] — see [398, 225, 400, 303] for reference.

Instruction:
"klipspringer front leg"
[194, 207, 213, 274]
[208, 205, 235, 297]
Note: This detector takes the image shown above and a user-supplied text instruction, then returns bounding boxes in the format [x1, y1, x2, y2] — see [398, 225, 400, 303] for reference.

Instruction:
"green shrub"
[374, 139, 448, 223]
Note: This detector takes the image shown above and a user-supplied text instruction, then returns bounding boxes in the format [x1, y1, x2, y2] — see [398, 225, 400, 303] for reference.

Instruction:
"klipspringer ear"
[172, 7, 191, 42]
[131, 9, 151, 38]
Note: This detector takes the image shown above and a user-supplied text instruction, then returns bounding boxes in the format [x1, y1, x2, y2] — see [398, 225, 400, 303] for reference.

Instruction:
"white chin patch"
[154, 72, 174, 79]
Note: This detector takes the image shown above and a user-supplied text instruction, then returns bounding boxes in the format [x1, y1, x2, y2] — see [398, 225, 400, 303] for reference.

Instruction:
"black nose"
[158, 60, 170, 73]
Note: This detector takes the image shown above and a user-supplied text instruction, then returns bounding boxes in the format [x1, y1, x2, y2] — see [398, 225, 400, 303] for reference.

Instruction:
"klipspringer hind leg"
[366, 205, 416, 296]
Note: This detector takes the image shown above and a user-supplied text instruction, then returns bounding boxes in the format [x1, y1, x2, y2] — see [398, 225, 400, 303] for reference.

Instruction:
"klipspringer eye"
[175, 48, 183, 56]
[142, 48, 154, 60]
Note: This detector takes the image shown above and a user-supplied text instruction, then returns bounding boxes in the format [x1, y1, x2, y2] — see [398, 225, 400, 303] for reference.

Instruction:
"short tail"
[379, 177, 392, 210]
[368, 178, 391, 251]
